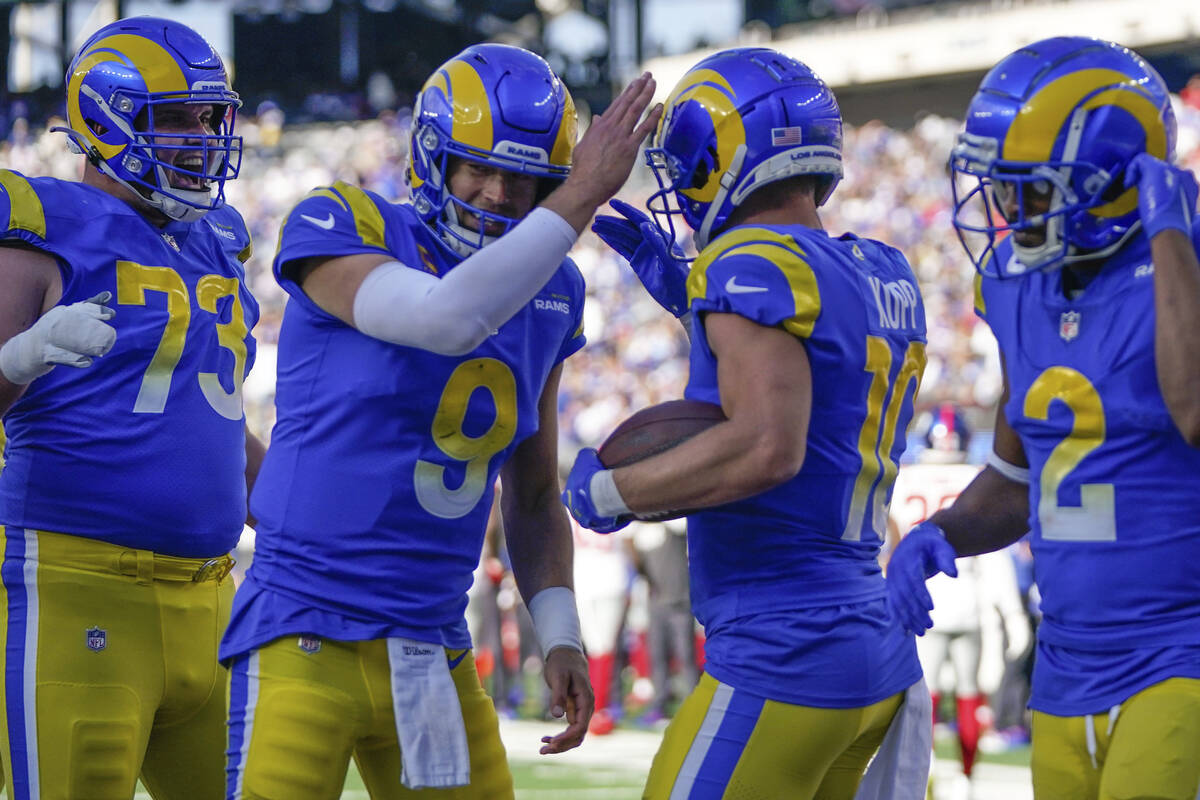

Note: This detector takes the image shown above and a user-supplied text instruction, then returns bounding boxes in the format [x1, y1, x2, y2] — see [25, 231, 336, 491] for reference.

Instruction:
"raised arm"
[288, 76, 662, 356]
[1125, 154, 1200, 445]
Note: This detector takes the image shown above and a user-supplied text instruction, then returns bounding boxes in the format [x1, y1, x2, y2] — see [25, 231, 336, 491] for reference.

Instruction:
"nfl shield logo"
[85, 627, 106, 652]
[1059, 310, 1081, 342]
[162, 233, 180, 252]
[298, 635, 321, 654]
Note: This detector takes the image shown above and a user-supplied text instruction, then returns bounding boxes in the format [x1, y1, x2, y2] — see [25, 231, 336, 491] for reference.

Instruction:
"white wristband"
[527, 586, 583, 657]
[987, 452, 1031, 485]
[589, 469, 632, 517]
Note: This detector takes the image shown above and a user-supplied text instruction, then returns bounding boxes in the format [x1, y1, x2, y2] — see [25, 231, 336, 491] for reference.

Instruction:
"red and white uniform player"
[572, 517, 634, 734]
[890, 457, 1030, 784]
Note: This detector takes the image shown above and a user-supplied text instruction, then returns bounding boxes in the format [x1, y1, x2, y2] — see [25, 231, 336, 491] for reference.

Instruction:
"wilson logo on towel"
[403, 645, 435, 656]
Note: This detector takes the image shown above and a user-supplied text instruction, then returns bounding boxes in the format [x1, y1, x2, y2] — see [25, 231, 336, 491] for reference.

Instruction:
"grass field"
[331, 762, 646, 799]
[110, 715, 1033, 799]
[153, 723, 1028, 799]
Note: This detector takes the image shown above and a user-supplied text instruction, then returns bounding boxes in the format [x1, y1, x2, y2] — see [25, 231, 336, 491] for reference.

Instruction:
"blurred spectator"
[631, 519, 699, 726]
[1181, 74, 1200, 111]
[572, 516, 635, 735]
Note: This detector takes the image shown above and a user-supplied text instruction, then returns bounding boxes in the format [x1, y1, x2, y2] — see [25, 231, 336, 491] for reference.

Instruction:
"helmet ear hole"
[1098, 167, 1128, 203]
[691, 146, 718, 190]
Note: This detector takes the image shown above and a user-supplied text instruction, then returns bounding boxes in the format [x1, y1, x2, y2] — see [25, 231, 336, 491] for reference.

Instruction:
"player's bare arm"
[499, 363, 594, 754]
[928, 387, 1030, 557]
[1122, 152, 1200, 445]
[1149, 227, 1200, 445]
[540, 73, 662, 233]
[0, 244, 63, 412]
[244, 426, 266, 527]
[287, 251, 391, 324]
[612, 312, 812, 514]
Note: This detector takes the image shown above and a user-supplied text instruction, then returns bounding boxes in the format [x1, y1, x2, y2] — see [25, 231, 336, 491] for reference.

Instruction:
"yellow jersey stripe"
[332, 182, 388, 251]
[274, 187, 349, 258]
[689, 227, 821, 338]
[0, 170, 46, 239]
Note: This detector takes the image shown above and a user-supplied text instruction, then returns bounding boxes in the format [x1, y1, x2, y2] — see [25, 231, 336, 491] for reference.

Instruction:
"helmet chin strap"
[91, 156, 211, 222]
[441, 200, 497, 257]
[695, 144, 747, 251]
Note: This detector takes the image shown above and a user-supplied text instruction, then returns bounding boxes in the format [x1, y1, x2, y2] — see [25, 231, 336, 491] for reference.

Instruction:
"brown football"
[598, 399, 726, 469]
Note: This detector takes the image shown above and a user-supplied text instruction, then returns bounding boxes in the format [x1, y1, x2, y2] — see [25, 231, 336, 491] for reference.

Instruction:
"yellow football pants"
[226, 635, 513, 800]
[645, 672, 904, 800]
[0, 526, 234, 800]
[1032, 677, 1200, 800]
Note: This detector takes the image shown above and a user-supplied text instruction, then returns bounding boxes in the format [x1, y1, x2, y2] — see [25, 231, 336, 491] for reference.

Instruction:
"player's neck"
[725, 191, 823, 232]
[1060, 261, 1103, 299]
[81, 163, 172, 228]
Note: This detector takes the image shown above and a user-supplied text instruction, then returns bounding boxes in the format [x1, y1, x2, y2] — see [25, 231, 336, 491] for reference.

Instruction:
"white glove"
[0, 292, 117, 385]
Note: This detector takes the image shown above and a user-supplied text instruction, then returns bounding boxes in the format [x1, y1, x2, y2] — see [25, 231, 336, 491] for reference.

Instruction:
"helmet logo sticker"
[771, 127, 803, 146]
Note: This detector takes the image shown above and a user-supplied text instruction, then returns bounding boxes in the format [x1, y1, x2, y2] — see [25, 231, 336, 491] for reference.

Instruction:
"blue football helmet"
[407, 44, 577, 256]
[54, 16, 242, 222]
[950, 36, 1177, 277]
[646, 47, 843, 251]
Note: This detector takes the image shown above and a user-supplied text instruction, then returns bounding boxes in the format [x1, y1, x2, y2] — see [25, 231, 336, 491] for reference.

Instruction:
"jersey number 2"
[1024, 366, 1115, 541]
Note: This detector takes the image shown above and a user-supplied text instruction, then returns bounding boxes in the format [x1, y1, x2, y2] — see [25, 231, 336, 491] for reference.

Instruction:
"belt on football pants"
[27, 530, 235, 583]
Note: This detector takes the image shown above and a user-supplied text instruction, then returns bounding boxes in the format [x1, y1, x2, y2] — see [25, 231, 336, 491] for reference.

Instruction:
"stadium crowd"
[6, 91, 1199, 452]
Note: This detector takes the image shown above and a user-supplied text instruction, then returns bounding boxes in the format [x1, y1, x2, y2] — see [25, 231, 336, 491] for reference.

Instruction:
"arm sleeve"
[351, 207, 579, 355]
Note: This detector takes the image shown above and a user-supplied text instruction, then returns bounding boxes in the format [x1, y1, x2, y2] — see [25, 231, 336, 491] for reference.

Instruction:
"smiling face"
[149, 102, 221, 191]
[446, 158, 539, 236]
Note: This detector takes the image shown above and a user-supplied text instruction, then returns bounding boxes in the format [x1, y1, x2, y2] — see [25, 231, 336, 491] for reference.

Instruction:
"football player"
[889, 405, 1030, 792]
[567, 47, 932, 799]
[219, 45, 660, 798]
[887, 36, 1200, 800]
[0, 16, 259, 799]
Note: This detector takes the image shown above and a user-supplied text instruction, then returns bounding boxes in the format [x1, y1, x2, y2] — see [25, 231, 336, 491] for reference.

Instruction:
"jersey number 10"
[842, 337, 926, 542]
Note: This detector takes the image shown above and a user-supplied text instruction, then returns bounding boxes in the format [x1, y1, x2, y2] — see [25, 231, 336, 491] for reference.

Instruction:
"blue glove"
[561, 448, 631, 534]
[885, 521, 959, 636]
[1125, 152, 1199, 239]
[591, 199, 691, 317]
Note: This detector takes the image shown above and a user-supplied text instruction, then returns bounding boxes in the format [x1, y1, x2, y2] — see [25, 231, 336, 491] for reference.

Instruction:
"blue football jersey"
[0, 170, 258, 557]
[977, 224, 1200, 715]
[683, 224, 927, 706]
[220, 183, 585, 661]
